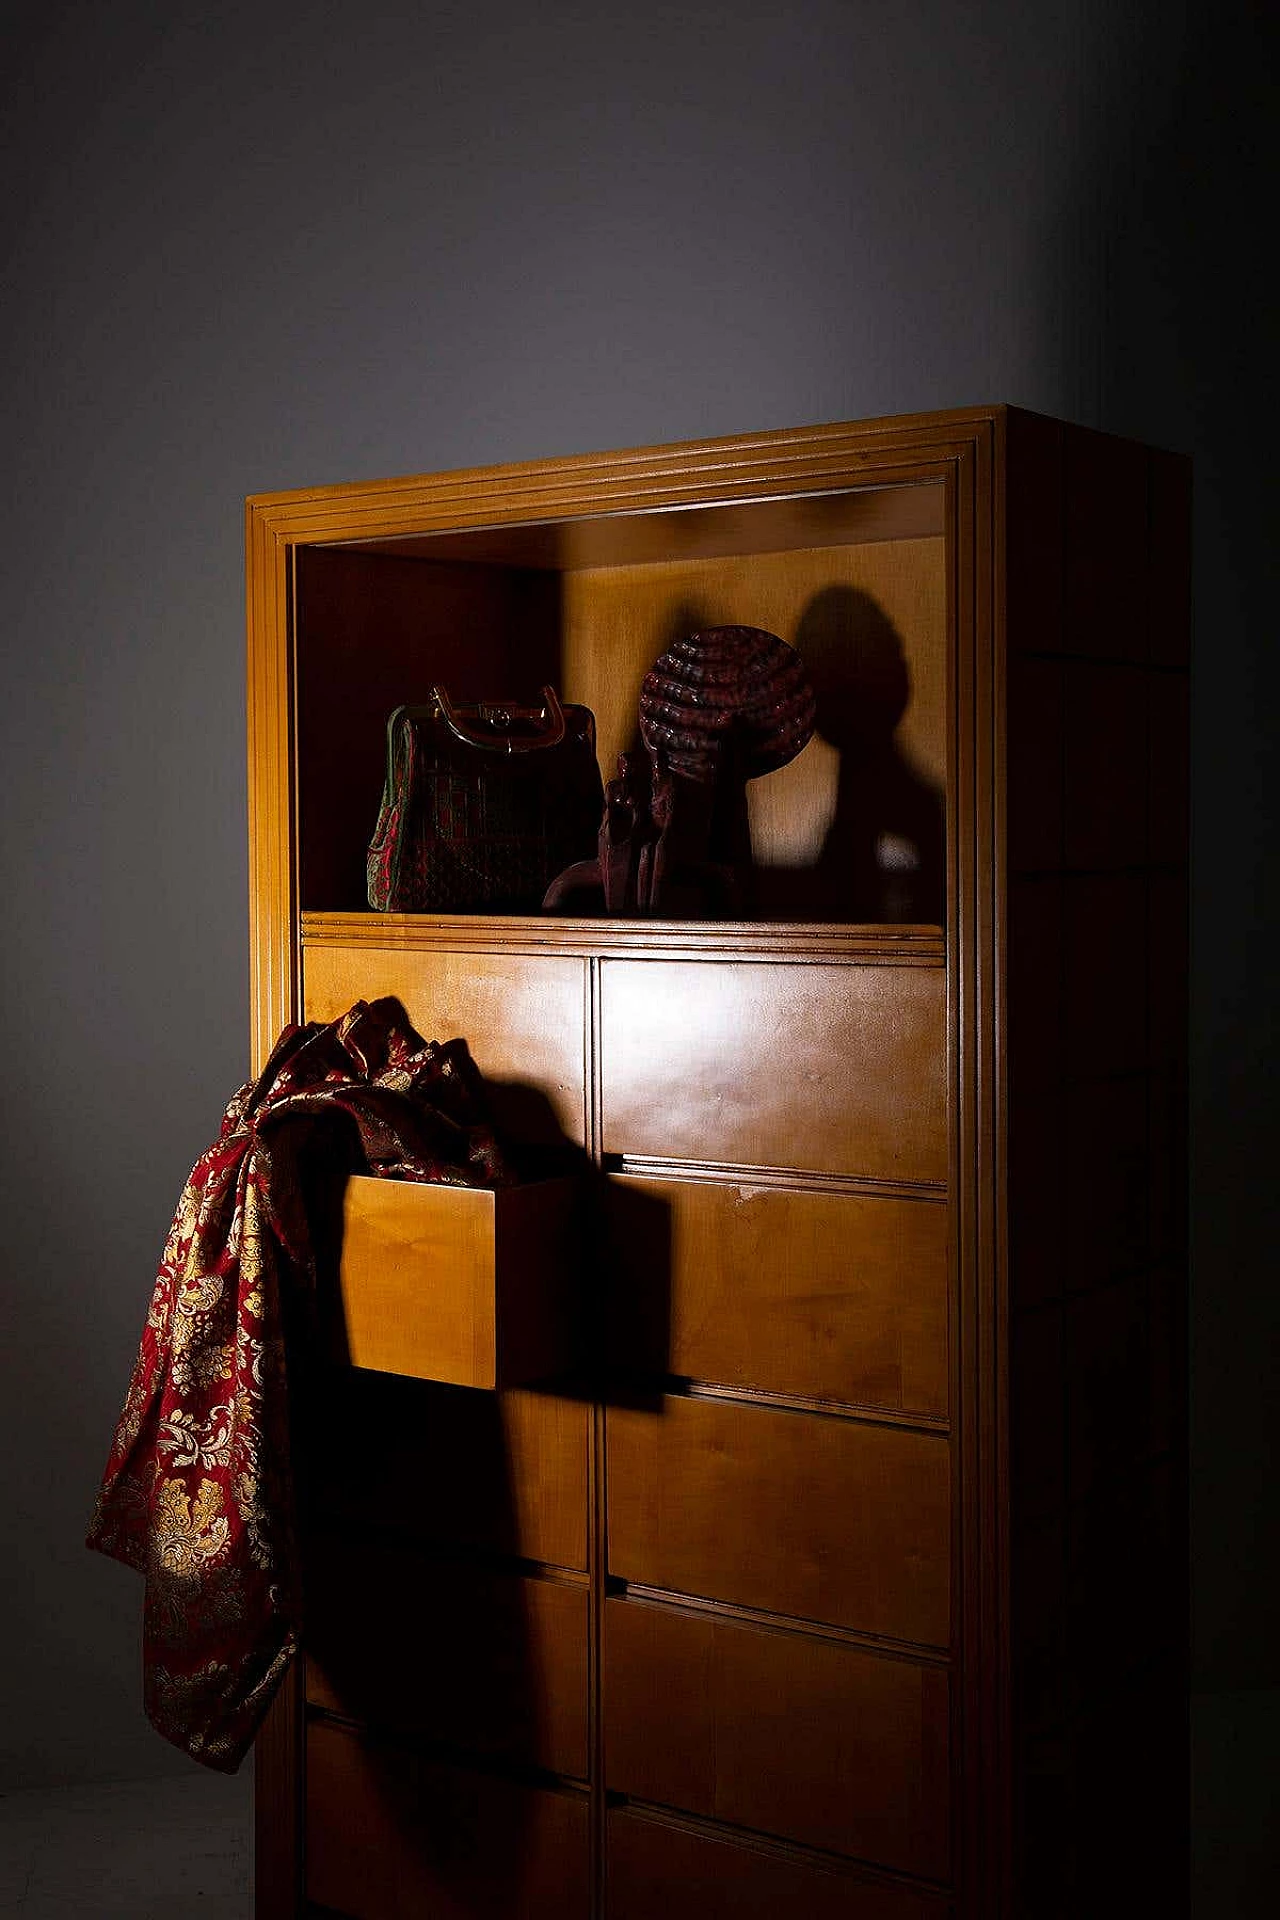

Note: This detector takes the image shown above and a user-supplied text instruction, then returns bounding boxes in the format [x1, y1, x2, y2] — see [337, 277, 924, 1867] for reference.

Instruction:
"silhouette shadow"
[543, 596, 713, 917]
[598, 1176, 674, 1411]
[296, 1388, 549, 1912]
[753, 585, 945, 924]
[549, 588, 944, 926]
[294, 1067, 674, 1913]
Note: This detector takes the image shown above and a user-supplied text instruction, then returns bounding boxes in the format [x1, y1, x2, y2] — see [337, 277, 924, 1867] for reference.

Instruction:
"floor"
[0, 1697, 1275, 1917]
[0, 1768, 252, 1919]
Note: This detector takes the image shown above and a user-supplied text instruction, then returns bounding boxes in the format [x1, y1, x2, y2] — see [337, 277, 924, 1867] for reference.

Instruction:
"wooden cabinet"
[247, 408, 1188, 1919]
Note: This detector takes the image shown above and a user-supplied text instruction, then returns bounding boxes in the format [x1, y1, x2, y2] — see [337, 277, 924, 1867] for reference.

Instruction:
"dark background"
[2, 0, 1275, 1904]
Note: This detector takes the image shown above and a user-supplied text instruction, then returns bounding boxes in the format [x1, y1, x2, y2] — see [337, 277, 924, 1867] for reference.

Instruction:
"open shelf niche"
[293, 477, 948, 931]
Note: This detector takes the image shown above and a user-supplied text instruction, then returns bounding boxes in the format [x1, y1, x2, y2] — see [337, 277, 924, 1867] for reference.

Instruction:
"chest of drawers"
[248, 408, 1188, 1919]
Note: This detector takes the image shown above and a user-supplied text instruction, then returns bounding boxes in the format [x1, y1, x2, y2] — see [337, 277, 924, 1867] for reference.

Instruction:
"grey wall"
[1, 0, 1275, 1853]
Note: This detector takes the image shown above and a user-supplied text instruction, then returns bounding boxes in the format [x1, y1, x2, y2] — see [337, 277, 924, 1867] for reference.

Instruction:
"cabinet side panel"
[247, 511, 297, 1071]
[255, 1662, 303, 1920]
[1004, 414, 1189, 1917]
[247, 511, 303, 1916]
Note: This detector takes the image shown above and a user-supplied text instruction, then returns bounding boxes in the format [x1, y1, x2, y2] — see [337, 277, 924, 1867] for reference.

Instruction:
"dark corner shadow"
[477, 1080, 674, 1417]
[1045, 12, 1280, 1908]
[753, 585, 945, 924]
[290, 1071, 674, 1912]
[547, 596, 714, 917]
[293, 1363, 541, 1913]
[592, 1170, 672, 1416]
[289, 1081, 559, 1914]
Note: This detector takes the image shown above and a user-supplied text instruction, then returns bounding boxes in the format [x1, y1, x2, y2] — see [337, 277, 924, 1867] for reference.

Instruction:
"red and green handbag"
[366, 685, 604, 914]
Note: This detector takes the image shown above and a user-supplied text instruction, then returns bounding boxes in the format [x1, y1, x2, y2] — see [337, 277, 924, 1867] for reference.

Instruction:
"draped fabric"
[87, 998, 511, 1771]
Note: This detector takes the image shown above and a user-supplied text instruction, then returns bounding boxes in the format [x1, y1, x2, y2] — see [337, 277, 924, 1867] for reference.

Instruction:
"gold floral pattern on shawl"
[148, 1562, 246, 1651]
[158, 1404, 234, 1472]
[170, 1339, 235, 1398]
[152, 1476, 230, 1578]
[87, 997, 511, 1773]
[232, 1471, 273, 1570]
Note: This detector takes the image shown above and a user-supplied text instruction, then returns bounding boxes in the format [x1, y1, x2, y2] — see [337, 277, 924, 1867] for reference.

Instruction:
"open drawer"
[334, 1173, 579, 1390]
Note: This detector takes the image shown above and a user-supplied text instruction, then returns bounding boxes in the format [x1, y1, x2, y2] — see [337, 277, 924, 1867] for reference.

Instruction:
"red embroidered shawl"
[87, 998, 510, 1771]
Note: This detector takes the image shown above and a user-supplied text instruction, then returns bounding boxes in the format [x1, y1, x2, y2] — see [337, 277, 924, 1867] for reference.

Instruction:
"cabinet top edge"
[245, 407, 1188, 543]
[245, 406, 1011, 516]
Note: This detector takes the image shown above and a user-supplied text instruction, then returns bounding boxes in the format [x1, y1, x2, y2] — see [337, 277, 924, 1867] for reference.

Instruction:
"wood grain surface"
[599, 959, 946, 1181]
[604, 1595, 949, 1877]
[335, 1174, 578, 1389]
[603, 1172, 948, 1415]
[607, 1394, 950, 1647]
[302, 942, 588, 1148]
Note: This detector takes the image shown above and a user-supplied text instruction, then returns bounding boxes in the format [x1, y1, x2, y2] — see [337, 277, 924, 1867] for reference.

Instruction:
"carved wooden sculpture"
[544, 626, 816, 917]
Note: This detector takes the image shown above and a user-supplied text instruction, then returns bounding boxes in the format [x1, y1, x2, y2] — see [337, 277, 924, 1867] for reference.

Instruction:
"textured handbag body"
[366, 686, 604, 913]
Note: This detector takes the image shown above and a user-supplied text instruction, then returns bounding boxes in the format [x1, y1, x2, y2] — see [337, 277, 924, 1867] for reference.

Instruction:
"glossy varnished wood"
[604, 1595, 950, 1877]
[335, 1173, 578, 1389]
[246, 501, 295, 1068]
[599, 958, 947, 1182]
[246, 410, 979, 541]
[302, 940, 589, 1148]
[254, 1662, 303, 1918]
[349, 474, 946, 569]
[607, 1394, 950, 1647]
[302, 911, 946, 962]
[603, 1173, 948, 1415]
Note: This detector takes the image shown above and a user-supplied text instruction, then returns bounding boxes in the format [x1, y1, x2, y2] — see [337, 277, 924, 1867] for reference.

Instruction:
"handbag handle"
[432, 684, 567, 754]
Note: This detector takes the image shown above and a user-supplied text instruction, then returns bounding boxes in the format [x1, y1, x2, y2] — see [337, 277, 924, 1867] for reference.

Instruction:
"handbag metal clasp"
[432, 685, 568, 753]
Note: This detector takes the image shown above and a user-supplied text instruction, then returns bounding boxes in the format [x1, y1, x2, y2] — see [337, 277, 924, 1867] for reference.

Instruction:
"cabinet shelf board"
[301, 911, 946, 966]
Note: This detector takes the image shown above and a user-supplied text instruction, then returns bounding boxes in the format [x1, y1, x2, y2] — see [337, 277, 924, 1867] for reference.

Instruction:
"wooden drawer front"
[605, 1598, 950, 1878]
[336, 1174, 579, 1391]
[605, 1175, 948, 1416]
[305, 1544, 588, 1778]
[608, 1809, 953, 1920]
[306, 1719, 589, 1920]
[607, 1396, 950, 1648]
[306, 1371, 589, 1572]
[599, 960, 946, 1181]
[303, 943, 587, 1148]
